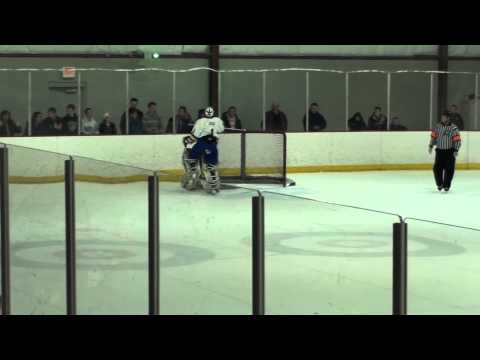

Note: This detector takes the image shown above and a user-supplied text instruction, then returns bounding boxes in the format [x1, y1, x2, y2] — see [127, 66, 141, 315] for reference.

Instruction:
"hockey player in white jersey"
[181, 107, 225, 194]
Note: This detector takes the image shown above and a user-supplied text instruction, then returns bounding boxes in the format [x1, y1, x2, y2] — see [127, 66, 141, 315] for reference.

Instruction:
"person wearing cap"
[429, 110, 462, 192]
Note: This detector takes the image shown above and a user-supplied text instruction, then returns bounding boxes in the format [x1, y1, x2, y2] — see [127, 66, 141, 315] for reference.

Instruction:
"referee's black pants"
[433, 148, 456, 189]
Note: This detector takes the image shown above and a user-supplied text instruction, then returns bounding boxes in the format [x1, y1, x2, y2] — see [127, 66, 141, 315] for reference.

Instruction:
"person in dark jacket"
[63, 104, 79, 135]
[449, 104, 464, 130]
[0, 110, 22, 137]
[125, 108, 144, 134]
[120, 97, 144, 134]
[29, 111, 46, 136]
[99, 113, 118, 135]
[0, 110, 11, 136]
[221, 106, 243, 129]
[302, 103, 327, 132]
[170, 106, 194, 134]
[263, 102, 288, 132]
[390, 116, 408, 131]
[43, 107, 65, 136]
[348, 112, 367, 131]
[197, 108, 205, 120]
[368, 106, 387, 130]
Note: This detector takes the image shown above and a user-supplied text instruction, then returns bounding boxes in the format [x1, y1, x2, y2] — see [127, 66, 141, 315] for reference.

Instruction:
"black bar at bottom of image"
[65, 159, 76, 315]
[393, 221, 408, 315]
[252, 195, 265, 315]
[148, 175, 160, 315]
[0, 147, 11, 315]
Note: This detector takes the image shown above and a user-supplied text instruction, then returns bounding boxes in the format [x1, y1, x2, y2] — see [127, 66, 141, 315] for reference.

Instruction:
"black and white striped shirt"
[429, 123, 461, 152]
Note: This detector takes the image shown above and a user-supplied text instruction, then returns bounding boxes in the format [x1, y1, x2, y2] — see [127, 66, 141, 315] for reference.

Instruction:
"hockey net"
[217, 130, 294, 187]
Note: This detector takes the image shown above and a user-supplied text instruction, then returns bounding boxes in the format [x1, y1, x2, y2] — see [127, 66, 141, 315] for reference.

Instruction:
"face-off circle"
[11, 239, 215, 270]
[243, 231, 465, 258]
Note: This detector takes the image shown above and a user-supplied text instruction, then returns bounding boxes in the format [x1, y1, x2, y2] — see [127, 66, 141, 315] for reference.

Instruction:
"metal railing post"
[1, 146, 11, 315]
[148, 174, 160, 315]
[65, 158, 77, 315]
[393, 221, 408, 315]
[252, 195, 265, 315]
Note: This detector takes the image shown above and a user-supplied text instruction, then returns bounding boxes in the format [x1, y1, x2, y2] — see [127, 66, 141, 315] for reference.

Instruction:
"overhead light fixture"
[152, 52, 160, 59]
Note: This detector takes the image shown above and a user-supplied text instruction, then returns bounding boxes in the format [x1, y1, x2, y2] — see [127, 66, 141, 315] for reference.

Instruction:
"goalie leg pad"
[181, 149, 200, 190]
[204, 163, 220, 193]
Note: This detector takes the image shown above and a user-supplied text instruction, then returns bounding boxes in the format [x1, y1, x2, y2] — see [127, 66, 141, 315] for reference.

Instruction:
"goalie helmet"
[204, 107, 214, 118]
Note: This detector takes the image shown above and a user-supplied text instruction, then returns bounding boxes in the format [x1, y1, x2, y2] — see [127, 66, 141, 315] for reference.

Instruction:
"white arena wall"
[1, 132, 479, 181]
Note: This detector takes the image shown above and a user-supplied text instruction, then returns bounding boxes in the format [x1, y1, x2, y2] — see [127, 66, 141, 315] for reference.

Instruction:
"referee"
[428, 111, 462, 192]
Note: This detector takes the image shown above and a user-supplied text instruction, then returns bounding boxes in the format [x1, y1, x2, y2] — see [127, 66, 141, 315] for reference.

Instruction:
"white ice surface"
[4, 170, 480, 315]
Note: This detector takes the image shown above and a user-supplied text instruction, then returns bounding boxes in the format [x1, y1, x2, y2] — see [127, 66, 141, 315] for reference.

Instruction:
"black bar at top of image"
[393, 222, 408, 315]
[65, 159, 77, 315]
[0, 147, 11, 315]
[252, 195, 265, 315]
[148, 175, 160, 315]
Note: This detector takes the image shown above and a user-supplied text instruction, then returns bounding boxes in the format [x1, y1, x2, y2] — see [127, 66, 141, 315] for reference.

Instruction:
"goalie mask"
[204, 107, 214, 118]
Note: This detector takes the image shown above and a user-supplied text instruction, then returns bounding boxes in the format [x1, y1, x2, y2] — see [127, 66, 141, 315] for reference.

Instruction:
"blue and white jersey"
[192, 117, 225, 139]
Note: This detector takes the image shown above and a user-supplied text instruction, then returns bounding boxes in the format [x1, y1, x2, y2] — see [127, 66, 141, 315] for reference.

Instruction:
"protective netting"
[0, 67, 478, 134]
[218, 131, 288, 186]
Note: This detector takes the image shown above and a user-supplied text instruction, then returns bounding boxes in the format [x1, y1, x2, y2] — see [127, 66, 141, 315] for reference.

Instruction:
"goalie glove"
[182, 135, 196, 149]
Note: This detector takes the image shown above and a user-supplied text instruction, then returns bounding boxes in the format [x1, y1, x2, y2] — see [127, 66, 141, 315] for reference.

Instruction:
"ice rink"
[5, 170, 480, 315]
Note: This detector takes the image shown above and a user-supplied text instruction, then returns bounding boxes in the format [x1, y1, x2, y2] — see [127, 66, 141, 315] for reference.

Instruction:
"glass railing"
[159, 181, 257, 314]
[406, 218, 480, 315]
[72, 155, 153, 315]
[0, 68, 478, 136]
[1, 141, 480, 315]
[8, 144, 70, 314]
[262, 191, 400, 315]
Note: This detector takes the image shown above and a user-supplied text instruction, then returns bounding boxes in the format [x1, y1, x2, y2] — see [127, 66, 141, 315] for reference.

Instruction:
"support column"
[209, 45, 220, 112]
[65, 158, 76, 315]
[438, 45, 449, 115]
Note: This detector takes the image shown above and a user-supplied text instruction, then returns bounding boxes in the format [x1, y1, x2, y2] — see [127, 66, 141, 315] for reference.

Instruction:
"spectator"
[302, 102, 327, 132]
[99, 113, 118, 135]
[121, 97, 144, 134]
[264, 102, 288, 132]
[390, 116, 408, 131]
[82, 108, 99, 135]
[449, 104, 464, 130]
[63, 104, 79, 135]
[368, 106, 387, 130]
[197, 108, 205, 120]
[143, 102, 163, 134]
[127, 108, 144, 134]
[0, 110, 22, 137]
[221, 106, 243, 129]
[30, 111, 46, 136]
[171, 106, 194, 134]
[0, 111, 11, 136]
[44, 107, 65, 136]
[348, 112, 367, 131]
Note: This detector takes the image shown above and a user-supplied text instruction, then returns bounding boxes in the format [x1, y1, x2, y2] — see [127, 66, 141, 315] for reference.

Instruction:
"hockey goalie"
[181, 107, 225, 195]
